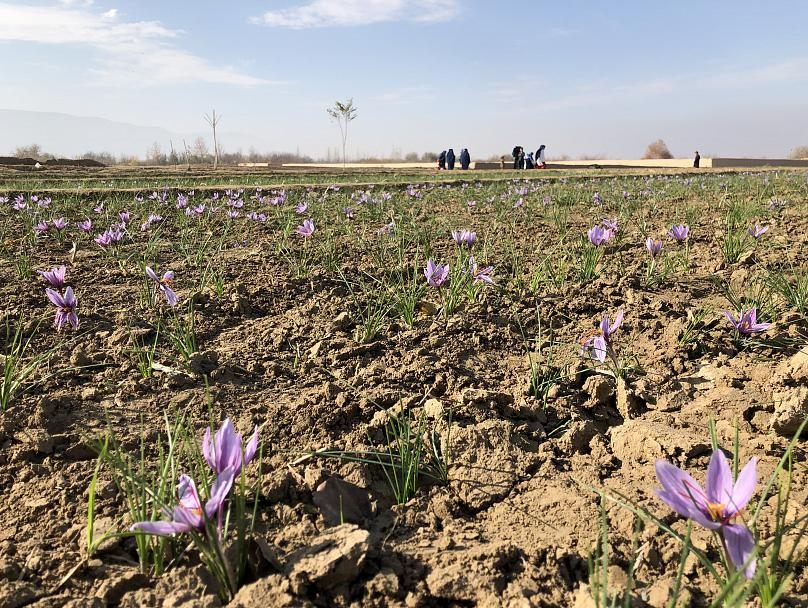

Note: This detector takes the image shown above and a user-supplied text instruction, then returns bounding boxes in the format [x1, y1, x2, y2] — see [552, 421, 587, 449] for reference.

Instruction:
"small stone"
[770, 387, 808, 436]
[423, 398, 444, 419]
[286, 524, 370, 592]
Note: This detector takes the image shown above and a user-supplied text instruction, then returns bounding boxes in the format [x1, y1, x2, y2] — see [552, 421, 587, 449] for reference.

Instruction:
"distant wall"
[710, 158, 808, 168]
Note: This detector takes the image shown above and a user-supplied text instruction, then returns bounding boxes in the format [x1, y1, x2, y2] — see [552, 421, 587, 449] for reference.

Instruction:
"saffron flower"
[131, 470, 235, 536]
[655, 450, 757, 578]
[601, 218, 619, 234]
[296, 219, 315, 238]
[593, 192, 602, 206]
[202, 419, 259, 476]
[588, 225, 613, 247]
[46, 287, 79, 330]
[451, 229, 477, 248]
[52, 217, 68, 231]
[76, 219, 93, 233]
[747, 224, 769, 239]
[378, 222, 394, 235]
[581, 309, 624, 363]
[468, 257, 494, 285]
[424, 259, 449, 288]
[343, 207, 354, 219]
[34, 221, 49, 234]
[145, 266, 178, 307]
[668, 224, 689, 242]
[295, 201, 308, 214]
[724, 309, 771, 335]
[118, 210, 131, 225]
[38, 266, 67, 287]
[646, 238, 663, 258]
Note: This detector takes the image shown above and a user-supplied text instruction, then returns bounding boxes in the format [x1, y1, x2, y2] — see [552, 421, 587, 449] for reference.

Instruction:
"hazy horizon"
[2, 1, 808, 160]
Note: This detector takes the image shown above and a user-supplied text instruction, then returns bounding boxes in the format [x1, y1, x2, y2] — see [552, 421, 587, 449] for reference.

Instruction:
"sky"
[1, 0, 808, 159]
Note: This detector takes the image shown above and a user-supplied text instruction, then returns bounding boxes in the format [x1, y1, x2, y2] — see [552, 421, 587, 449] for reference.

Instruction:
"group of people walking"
[512, 145, 546, 169]
[437, 148, 471, 170]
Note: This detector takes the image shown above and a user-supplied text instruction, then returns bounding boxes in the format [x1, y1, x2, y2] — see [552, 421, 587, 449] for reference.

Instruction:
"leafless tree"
[203, 109, 222, 169]
[327, 99, 358, 168]
[192, 137, 209, 163]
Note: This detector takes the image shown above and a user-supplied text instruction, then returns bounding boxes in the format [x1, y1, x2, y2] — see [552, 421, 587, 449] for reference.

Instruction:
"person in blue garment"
[446, 148, 456, 170]
[460, 148, 471, 170]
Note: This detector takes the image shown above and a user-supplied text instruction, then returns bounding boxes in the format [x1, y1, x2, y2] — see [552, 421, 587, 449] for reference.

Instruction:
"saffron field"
[0, 167, 806, 606]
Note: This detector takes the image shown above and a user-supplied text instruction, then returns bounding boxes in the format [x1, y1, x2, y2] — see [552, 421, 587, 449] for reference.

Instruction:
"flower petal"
[205, 467, 236, 519]
[722, 523, 757, 579]
[243, 427, 259, 467]
[728, 457, 757, 516]
[655, 459, 709, 515]
[131, 519, 193, 536]
[706, 450, 733, 505]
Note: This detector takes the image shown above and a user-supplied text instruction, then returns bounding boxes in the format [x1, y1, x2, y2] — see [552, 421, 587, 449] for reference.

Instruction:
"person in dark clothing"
[446, 148, 456, 170]
[460, 148, 471, 170]
[536, 144, 546, 169]
[693, 151, 700, 168]
[525, 152, 535, 169]
[438, 150, 447, 170]
[512, 145, 523, 169]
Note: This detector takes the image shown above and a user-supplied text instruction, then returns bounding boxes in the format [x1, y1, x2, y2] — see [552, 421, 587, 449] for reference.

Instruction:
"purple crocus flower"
[93, 203, 104, 214]
[118, 210, 131, 225]
[655, 450, 757, 578]
[34, 220, 49, 234]
[592, 192, 602, 206]
[38, 266, 67, 287]
[202, 419, 259, 476]
[587, 225, 613, 247]
[52, 217, 68, 231]
[76, 219, 93, 233]
[94, 231, 113, 247]
[424, 259, 449, 288]
[646, 238, 663, 258]
[46, 286, 79, 330]
[296, 219, 315, 238]
[226, 209, 239, 220]
[668, 224, 689, 242]
[295, 201, 308, 214]
[145, 266, 178, 307]
[581, 309, 624, 363]
[343, 207, 355, 219]
[747, 224, 769, 239]
[601, 218, 619, 234]
[130, 469, 235, 537]
[724, 309, 772, 335]
[468, 257, 494, 285]
[378, 222, 394, 235]
[451, 230, 477, 248]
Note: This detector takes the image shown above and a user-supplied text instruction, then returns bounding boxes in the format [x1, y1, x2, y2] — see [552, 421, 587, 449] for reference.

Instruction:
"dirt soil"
[0, 172, 806, 607]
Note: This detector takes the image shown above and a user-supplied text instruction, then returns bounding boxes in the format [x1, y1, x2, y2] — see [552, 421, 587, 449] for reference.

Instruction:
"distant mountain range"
[0, 109, 259, 159]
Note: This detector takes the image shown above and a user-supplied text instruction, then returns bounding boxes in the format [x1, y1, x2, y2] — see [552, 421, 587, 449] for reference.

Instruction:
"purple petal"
[591, 336, 607, 363]
[163, 286, 178, 307]
[163, 271, 175, 281]
[706, 450, 733, 505]
[145, 266, 160, 283]
[46, 288, 65, 308]
[177, 475, 201, 511]
[63, 286, 77, 308]
[722, 523, 757, 579]
[610, 309, 624, 335]
[655, 459, 710, 518]
[243, 427, 259, 467]
[728, 458, 757, 516]
[202, 427, 214, 470]
[205, 467, 236, 518]
[131, 520, 193, 536]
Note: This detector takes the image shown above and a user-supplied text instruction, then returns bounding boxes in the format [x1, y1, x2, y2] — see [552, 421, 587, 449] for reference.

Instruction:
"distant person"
[536, 144, 547, 169]
[525, 152, 535, 169]
[693, 151, 700, 168]
[438, 150, 447, 170]
[460, 148, 471, 170]
[512, 145, 523, 169]
[446, 148, 456, 170]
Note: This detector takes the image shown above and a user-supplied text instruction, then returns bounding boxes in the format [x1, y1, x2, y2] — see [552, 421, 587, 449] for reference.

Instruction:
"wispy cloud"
[0, 2, 269, 87]
[251, 0, 460, 28]
[370, 86, 435, 104]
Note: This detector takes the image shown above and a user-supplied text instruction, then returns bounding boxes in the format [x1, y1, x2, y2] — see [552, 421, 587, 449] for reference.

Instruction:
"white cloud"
[251, 0, 459, 28]
[0, 2, 269, 87]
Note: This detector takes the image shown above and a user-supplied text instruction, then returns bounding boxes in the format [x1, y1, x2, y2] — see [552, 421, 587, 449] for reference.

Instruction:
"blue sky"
[1, 0, 808, 159]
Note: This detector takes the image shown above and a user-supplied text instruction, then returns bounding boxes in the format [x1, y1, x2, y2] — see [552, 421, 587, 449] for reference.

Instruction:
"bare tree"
[147, 141, 166, 165]
[192, 137, 209, 163]
[182, 139, 192, 170]
[14, 143, 43, 159]
[327, 99, 358, 168]
[203, 109, 221, 169]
